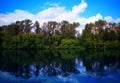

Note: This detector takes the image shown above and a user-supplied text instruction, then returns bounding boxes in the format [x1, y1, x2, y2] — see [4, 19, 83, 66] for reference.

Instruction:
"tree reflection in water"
[0, 49, 120, 79]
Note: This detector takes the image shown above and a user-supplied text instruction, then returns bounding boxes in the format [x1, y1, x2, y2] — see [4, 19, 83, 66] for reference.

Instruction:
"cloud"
[76, 13, 103, 34]
[104, 16, 114, 23]
[0, 10, 34, 25]
[115, 18, 120, 23]
[45, 2, 59, 7]
[104, 16, 120, 23]
[0, 0, 120, 33]
[72, 0, 87, 14]
[0, 0, 87, 25]
[77, 13, 103, 26]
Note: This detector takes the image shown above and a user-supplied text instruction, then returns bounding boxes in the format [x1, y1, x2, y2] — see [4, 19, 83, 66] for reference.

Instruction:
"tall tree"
[60, 21, 79, 38]
[82, 23, 94, 39]
[47, 21, 58, 36]
[6, 23, 20, 36]
[34, 21, 40, 34]
[23, 19, 33, 34]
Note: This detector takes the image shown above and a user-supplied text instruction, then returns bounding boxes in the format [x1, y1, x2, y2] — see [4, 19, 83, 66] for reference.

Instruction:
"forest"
[0, 19, 120, 50]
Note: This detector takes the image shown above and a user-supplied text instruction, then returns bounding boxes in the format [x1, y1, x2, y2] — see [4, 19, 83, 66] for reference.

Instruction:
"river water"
[0, 49, 120, 83]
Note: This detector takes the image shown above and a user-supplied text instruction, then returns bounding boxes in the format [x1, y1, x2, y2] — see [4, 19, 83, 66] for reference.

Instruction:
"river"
[0, 49, 120, 83]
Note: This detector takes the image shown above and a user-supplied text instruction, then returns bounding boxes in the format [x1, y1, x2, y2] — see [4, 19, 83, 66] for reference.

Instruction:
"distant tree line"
[82, 20, 120, 50]
[0, 19, 120, 50]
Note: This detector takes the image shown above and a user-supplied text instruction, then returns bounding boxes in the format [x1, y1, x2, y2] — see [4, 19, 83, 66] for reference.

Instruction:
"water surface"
[0, 49, 120, 83]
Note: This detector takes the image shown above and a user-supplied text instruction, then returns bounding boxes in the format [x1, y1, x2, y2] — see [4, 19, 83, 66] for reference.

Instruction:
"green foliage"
[3, 34, 43, 49]
[82, 23, 94, 39]
[104, 41, 120, 49]
[58, 39, 85, 50]
[60, 21, 79, 38]
[82, 20, 120, 50]
[3, 34, 13, 49]
[51, 34, 62, 48]
[34, 21, 40, 34]
[0, 33, 4, 48]
[0, 19, 120, 50]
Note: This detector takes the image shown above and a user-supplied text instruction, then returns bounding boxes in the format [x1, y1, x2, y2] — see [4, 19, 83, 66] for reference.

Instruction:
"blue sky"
[0, 0, 79, 13]
[0, 0, 120, 29]
[83, 0, 120, 19]
[0, 0, 120, 18]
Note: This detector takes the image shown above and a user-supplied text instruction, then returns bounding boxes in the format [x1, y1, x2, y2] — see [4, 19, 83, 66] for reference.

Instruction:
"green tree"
[60, 21, 79, 38]
[6, 23, 20, 36]
[23, 19, 33, 34]
[82, 23, 94, 39]
[34, 21, 40, 34]
[59, 39, 80, 48]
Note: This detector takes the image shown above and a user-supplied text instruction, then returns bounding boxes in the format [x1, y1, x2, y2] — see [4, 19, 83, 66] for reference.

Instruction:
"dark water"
[0, 49, 120, 83]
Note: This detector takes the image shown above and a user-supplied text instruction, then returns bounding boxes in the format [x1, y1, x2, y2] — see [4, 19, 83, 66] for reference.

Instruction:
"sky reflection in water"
[0, 49, 120, 83]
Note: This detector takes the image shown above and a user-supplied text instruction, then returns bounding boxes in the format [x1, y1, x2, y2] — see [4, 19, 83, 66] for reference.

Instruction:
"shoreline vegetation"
[0, 19, 120, 50]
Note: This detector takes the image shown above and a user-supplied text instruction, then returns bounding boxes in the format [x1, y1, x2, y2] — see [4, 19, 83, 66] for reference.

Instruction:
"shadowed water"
[0, 49, 120, 83]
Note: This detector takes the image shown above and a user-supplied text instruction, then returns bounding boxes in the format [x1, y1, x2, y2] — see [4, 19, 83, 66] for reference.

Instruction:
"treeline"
[82, 20, 120, 49]
[0, 19, 120, 50]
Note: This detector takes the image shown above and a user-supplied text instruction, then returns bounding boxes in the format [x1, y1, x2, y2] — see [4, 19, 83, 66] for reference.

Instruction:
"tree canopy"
[0, 19, 120, 50]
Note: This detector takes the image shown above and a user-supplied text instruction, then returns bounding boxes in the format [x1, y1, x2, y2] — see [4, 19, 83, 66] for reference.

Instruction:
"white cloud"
[35, 6, 66, 23]
[104, 16, 114, 23]
[45, 2, 59, 7]
[0, 10, 34, 25]
[104, 16, 120, 23]
[76, 13, 103, 34]
[0, 0, 87, 25]
[76, 13, 102, 26]
[0, 0, 120, 33]
[72, 0, 87, 14]
[115, 18, 120, 23]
